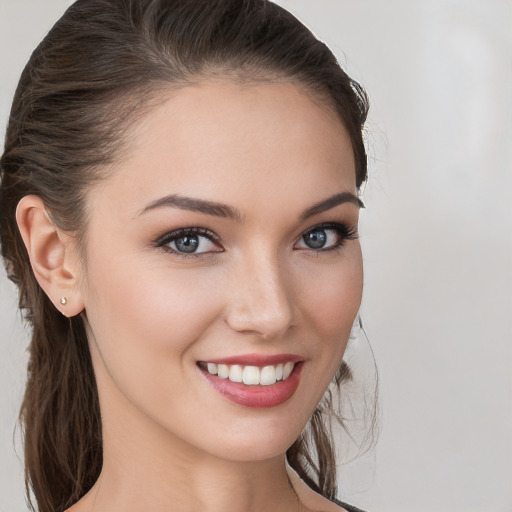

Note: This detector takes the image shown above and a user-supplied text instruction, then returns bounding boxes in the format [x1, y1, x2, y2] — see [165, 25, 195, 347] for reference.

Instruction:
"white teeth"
[202, 361, 297, 385]
[243, 366, 260, 385]
[217, 364, 229, 379]
[260, 365, 277, 386]
[283, 362, 294, 380]
[229, 364, 243, 383]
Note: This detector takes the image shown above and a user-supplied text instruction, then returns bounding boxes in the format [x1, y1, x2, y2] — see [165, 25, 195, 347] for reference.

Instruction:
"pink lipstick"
[197, 354, 304, 408]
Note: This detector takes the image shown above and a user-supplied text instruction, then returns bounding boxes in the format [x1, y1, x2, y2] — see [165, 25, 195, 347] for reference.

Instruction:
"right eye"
[156, 228, 223, 256]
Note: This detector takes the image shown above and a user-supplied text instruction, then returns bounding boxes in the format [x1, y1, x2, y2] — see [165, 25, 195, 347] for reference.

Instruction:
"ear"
[15, 195, 85, 317]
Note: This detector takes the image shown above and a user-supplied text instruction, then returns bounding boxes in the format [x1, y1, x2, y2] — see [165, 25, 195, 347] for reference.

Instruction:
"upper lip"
[201, 353, 305, 366]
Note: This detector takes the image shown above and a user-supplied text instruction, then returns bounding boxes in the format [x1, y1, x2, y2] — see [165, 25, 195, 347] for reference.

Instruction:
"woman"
[0, 1, 371, 511]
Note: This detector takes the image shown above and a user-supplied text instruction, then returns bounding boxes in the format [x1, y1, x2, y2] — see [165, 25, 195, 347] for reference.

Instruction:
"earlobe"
[15, 195, 85, 317]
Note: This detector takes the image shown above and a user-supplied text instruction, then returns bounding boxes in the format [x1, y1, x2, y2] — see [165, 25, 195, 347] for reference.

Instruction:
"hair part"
[0, 1, 369, 510]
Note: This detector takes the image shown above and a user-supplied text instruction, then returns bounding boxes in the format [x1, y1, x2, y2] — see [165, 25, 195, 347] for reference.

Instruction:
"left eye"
[295, 225, 348, 251]
[158, 229, 221, 255]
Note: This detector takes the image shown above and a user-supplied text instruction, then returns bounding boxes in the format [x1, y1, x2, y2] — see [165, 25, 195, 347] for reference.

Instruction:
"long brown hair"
[0, 1, 370, 510]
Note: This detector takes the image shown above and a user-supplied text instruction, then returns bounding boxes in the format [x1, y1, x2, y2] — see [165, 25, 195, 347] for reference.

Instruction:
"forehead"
[87, 80, 356, 220]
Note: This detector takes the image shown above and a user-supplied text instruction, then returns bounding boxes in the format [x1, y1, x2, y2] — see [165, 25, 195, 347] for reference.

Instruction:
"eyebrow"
[300, 192, 364, 221]
[139, 194, 245, 222]
[139, 191, 363, 222]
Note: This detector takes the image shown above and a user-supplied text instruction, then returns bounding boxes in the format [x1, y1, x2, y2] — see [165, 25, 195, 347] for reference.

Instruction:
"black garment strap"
[331, 497, 368, 512]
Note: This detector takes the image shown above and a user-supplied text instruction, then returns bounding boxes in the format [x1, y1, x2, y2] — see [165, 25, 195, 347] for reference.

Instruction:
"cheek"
[299, 247, 363, 379]
[132, 267, 223, 352]
[81, 252, 225, 389]
[304, 249, 362, 335]
[81, 256, 231, 437]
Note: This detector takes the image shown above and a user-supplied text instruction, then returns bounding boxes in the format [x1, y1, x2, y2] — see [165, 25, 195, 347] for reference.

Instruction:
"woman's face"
[78, 80, 363, 462]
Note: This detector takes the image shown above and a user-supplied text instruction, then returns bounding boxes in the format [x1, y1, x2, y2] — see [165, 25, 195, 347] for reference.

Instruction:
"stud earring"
[60, 297, 68, 305]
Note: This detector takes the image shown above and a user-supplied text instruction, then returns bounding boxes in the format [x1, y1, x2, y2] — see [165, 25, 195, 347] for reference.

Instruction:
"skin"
[17, 81, 363, 512]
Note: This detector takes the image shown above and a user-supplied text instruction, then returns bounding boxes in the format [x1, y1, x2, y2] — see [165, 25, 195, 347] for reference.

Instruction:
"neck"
[73, 389, 302, 512]
[86, 456, 300, 512]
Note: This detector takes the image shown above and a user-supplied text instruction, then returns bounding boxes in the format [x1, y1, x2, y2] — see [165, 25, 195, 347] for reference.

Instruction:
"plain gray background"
[1, 1, 511, 511]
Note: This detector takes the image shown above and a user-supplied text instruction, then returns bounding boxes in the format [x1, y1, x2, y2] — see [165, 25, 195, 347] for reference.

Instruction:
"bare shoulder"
[285, 465, 354, 512]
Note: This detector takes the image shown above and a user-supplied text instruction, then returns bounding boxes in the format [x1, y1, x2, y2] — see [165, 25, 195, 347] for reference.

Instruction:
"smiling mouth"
[197, 358, 304, 408]
[197, 361, 297, 386]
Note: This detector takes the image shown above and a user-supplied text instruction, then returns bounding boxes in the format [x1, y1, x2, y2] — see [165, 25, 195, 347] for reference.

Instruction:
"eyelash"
[299, 223, 359, 253]
[154, 222, 358, 258]
[155, 227, 221, 259]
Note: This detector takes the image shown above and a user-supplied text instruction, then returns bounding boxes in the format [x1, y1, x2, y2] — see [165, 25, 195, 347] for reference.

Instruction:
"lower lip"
[198, 362, 304, 408]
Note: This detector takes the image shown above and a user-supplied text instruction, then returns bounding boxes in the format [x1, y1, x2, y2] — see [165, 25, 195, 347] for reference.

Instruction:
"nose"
[224, 252, 297, 340]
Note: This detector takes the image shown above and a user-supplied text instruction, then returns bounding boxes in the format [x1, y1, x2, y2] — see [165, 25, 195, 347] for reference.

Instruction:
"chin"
[207, 433, 299, 463]
[191, 410, 310, 463]
[150, 405, 309, 464]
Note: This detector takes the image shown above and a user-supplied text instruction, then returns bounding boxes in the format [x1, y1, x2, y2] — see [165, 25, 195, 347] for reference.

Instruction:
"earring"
[60, 297, 68, 305]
